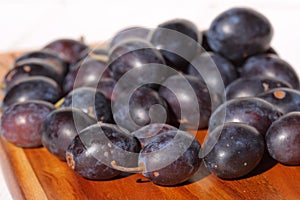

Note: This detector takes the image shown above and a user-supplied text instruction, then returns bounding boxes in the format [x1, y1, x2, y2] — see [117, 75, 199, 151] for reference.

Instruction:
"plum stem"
[89, 52, 109, 63]
[110, 161, 144, 173]
[0, 82, 6, 90]
[54, 98, 65, 108]
[79, 35, 85, 43]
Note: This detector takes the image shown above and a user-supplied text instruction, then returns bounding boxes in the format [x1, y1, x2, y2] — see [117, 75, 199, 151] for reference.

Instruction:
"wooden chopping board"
[0, 51, 300, 200]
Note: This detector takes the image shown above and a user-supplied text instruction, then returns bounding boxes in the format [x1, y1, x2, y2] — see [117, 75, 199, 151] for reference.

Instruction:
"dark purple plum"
[225, 77, 292, 100]
[266, 112, 300, 165]
[159, 75, 212, 130]
[257, 88, 300, 114]
[203, 122, 265, 179]
[41, 107, 97, 161]
[188, 52, 238, 86]
[15, 50, 69, 76]
[108, 39, 166, 88]
[110, 26, 150, 48]
[62, 57, 111, 94]
[112, 86, 169, 132]
[201, 30, 278, 56]
[4, 59, 64, 91]
[187, 51, 238, 89]
[209, 97, 282, 136]
[66, 123, 140, 180]
[43, 38, 89, 64]
[138, 130, 202, 186]
[240, 54, 300, 89]
[132, 123, 177, 147]
[58, 87, 113, 123]
[2, 76, 62, 110]
[94, 78, 117, 102]
[207, 7, 273, 63]
[128, 87, 168, 126]
[14, 50, 68, 76]
[0, 100, 54, 147]
[149, 18, 200, 72]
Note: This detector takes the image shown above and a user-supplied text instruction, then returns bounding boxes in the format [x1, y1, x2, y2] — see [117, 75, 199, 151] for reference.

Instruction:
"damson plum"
[209, 97, 282, 136]
[203, 123, 265, 179]
[132, 123, 177, 147]
[14, 50, 68, 76]
[207, 7, 273, 63]
[159, 75, 212, 130]
[58, 87, 113, 123]
[188, 52, 238, 86]
[225, 77, 292, 100]
[0, 100, 54, 147]
[4, 59, 64, 91]
[201, 30, 278, 55]
[94, 78, 117, 102]
[187, 52, 237, 96]
[41, 108, 97, 161]
[257, 88, 300, 114]
[66, 123, 140, 180]
[266, 112, 300, 165]
[111, 129, 202, 186]
[43, 38, 89, 64]
[108, 39, 166, 88]
[149, 18, 200, 72]
[140, 130, 201, 186]
[2, 76, 62, 110]
[110, 26, 150, 48]
[62, 57, 111, 94]
[111, 130, 201, 186]
[240, 54, 300, 89]
[113, 86, 169, 132]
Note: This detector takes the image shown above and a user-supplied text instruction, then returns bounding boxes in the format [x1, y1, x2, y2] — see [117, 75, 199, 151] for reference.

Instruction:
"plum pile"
[1, 7, 300, 186]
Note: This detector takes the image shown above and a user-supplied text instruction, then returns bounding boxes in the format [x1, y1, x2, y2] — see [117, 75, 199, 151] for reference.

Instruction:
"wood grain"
[0, 51, 300, 200]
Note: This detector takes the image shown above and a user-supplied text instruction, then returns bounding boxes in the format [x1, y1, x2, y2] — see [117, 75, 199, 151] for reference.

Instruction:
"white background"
[1, 0, 300, 199]
[1, 0, 300, 75]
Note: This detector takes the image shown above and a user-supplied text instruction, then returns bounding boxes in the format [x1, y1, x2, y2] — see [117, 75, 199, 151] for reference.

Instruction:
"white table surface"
[1, 0, 300, 199]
